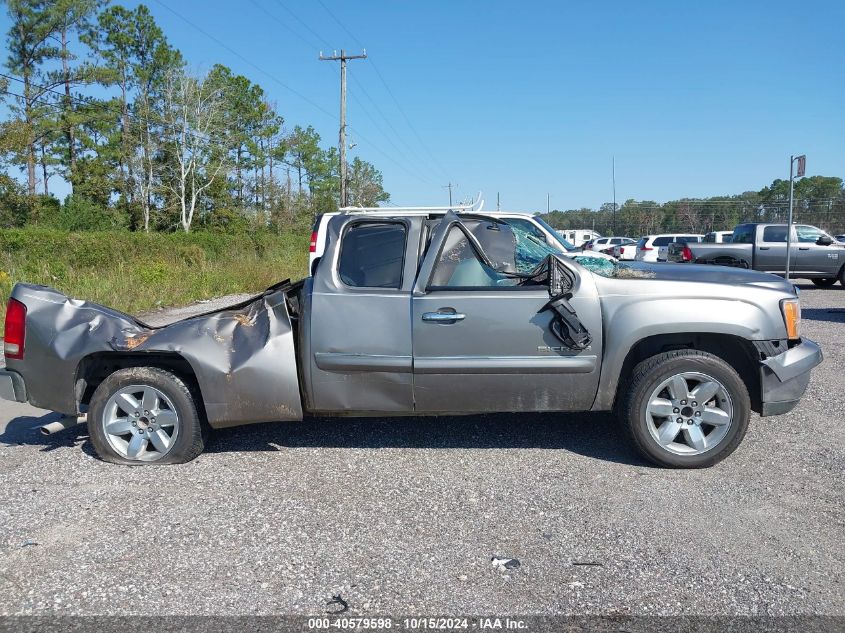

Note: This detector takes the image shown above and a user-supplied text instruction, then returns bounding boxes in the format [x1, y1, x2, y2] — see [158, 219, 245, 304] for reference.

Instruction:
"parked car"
[636, 234, 704, 263]
[312, 210, 615, 273]
[704, 231, 734, 243]
[611, 240, 640, 260]
[670, 222, 845, 287]
[836, 235, 845, 243]
[584, 237, 636, 254]
[1, 211, 822, 469]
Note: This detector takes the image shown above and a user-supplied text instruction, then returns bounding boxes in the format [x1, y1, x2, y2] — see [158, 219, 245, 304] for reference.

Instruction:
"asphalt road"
[0, 287, 843, 616]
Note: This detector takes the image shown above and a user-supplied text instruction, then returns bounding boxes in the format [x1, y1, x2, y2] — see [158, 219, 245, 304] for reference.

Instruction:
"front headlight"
[780, 298, 801, 341]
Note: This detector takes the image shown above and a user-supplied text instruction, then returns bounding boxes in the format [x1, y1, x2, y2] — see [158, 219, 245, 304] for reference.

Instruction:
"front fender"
[591, 294, 785, 411]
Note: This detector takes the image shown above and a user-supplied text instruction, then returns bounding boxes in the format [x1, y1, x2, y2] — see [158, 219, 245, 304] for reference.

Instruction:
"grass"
[0, 228, 309, 337]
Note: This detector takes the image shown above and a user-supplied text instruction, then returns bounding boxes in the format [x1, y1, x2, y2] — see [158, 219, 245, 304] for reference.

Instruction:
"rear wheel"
[88, 367, 206, 465]
[812, 278, 837, 287]
[620, 350, 750, 468]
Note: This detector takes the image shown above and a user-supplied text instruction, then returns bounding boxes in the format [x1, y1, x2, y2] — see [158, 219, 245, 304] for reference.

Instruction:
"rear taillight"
[309, 231, 318, 253]
[640, 246, 653, 251]
[4, 298, 26, 360]
[681, 245, 693, 262]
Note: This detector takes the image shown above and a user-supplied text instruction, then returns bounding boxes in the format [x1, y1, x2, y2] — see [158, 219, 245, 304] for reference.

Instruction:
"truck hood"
[621, 262, 796, 293]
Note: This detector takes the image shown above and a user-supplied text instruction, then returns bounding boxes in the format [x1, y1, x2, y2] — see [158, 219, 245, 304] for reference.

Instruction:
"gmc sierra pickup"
[0, 211, 822, 468]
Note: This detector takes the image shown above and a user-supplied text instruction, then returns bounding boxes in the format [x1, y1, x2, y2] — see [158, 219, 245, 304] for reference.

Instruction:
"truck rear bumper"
[0, 369, 28, 403]
[758, 338, 823, 416]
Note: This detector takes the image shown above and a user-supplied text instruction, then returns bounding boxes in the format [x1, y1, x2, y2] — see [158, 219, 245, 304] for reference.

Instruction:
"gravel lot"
[0, 287, 843, 616]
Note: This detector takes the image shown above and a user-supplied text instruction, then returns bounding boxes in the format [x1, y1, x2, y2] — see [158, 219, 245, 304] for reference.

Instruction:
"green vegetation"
[0, 1, 383, 337]
[542, 176, 845, 237]
[0, 228, 309, 336]
[0, 1, 389, 233]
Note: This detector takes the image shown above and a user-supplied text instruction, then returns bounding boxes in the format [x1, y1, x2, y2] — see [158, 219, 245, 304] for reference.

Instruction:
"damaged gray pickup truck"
[0, 211, 823, 468]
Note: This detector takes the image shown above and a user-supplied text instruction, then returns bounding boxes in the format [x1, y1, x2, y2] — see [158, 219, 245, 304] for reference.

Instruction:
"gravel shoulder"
[0, 286, 842, 616]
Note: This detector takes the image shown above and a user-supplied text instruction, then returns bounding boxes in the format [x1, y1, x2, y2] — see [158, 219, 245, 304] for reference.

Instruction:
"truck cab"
[300, 212, 603, 414]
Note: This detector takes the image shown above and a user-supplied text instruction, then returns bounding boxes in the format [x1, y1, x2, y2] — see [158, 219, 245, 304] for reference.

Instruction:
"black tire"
[811, 278, 837, 287]
[88, 367, 206, 465]
[839, 265, 845, 287]
[620, 350, 750, 468]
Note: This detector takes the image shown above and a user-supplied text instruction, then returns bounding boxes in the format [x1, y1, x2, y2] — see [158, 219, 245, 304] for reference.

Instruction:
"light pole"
[785, 154, 806, 281]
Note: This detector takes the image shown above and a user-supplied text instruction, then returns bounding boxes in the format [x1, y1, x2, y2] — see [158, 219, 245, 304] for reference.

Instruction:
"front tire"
[620, 350, 750, 468]
[811, 278, 837, 287]
[88, 367, 206, 465]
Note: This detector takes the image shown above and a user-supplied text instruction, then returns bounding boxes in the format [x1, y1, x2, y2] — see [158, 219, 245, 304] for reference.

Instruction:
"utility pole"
[497, 192, 500, 211]
[785, 154, 806, 281]
[546, 193, 551, 214]
[443, 182, 456, 207]
[612, 156, 617, 236]
[320, 49, 367, 207]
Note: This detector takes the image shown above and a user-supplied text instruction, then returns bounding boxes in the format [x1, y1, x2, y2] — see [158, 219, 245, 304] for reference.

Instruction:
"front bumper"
[758, 338, 823, 416]
[0, 368, 28, 403]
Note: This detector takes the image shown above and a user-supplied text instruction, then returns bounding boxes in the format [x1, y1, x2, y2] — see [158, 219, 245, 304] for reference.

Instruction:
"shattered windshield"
[508, 221, 562, 273]
[508, 219, 633, 278]
[531, 216, 578, 251]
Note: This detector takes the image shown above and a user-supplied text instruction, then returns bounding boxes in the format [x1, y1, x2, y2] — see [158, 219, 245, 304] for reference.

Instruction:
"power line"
[2, 72, 218, 144]
[246, 0, 440, 187]
[273, 0, 332, 50]
[151, 0, 337, 122]
[315, 0, 452, 182]
[152, 0, 438, 191]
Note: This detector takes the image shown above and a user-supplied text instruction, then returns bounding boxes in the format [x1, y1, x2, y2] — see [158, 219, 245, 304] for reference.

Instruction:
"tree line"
[542, 176, 845, 238]
[0, 0, 389, 233]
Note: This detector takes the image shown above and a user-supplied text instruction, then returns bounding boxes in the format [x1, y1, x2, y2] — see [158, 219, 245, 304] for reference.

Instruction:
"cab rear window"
[338, 222, 406, 288]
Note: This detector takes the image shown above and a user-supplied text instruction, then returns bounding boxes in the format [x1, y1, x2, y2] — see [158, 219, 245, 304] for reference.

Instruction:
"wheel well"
[614, 333, 761, 413]
[75, 352, 206, 419]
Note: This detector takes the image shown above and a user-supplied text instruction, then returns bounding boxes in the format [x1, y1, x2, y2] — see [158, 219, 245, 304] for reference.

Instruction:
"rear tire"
[620, 350, 750, 468]
[811, 278, 837, 287]
[88, 367, 206, 465]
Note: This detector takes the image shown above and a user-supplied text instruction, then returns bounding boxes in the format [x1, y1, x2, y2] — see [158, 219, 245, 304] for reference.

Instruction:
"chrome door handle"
[422, 311, 466, 323]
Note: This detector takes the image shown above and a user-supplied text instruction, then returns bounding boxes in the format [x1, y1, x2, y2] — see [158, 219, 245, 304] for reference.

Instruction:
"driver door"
[794, 225, 842, 274]
[410, 214, 603, 413]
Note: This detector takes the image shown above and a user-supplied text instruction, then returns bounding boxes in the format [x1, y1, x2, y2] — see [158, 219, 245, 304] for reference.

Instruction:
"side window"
[762, 226, 788, 243]
[796, 225, 824, 243]
[732, 225, 754, 243]
[429, 226, 519, 288]
[653, 236, 672, 246]
[704, 233, 715, 243]
[338, 222, 406, 288]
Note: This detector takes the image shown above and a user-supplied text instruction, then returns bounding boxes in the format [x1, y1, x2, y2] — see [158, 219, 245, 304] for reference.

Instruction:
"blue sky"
[3, 0, 844, 210]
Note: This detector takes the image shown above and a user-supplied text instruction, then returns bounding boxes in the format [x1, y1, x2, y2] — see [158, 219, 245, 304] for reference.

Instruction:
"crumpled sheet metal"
[8, 282, 303, 428]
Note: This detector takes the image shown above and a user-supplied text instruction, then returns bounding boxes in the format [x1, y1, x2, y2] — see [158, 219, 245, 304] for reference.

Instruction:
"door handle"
[799, 247, 810, 250]
[422, 310, 466, 323]
[759, 246, 770, 250]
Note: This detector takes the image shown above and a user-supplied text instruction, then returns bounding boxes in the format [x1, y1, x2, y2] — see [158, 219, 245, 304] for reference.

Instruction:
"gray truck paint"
[4, 282, 303, 427]
[0, 212, 823, 427]
[672, 223, 845, 280]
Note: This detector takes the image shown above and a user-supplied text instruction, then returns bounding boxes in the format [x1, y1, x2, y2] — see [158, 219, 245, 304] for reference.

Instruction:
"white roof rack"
[339, 193, 484, 214]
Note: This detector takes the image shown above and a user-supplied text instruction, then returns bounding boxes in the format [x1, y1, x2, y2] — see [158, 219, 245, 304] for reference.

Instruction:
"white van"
[558, 229, 602, 247]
